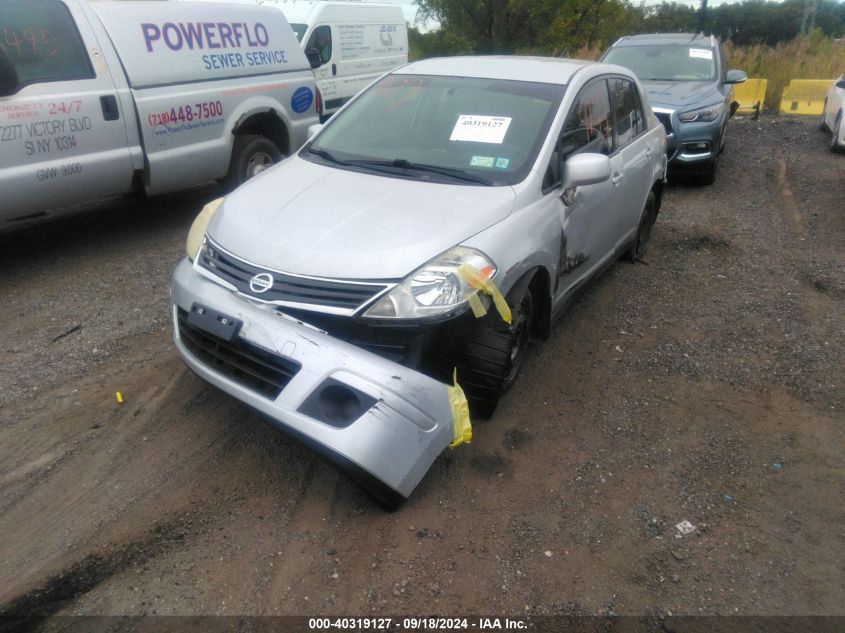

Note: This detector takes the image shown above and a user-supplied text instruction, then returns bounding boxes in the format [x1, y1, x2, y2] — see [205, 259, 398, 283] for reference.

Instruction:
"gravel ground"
[0, 116, 843, 624]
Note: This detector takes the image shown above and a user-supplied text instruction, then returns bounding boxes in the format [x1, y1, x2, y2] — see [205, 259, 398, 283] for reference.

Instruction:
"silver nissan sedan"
[171, 56, 667, 507]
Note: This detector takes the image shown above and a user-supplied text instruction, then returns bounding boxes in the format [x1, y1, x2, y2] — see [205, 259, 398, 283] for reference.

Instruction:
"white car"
[821, 74, 845, 153]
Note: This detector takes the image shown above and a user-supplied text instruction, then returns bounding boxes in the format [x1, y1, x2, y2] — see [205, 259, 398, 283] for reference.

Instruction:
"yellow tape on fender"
[457, 263, 512, 324]
[447, 369, 472, 449]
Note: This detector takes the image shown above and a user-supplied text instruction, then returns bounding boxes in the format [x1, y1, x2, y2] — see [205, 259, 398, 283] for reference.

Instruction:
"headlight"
[186, 198, 224, 260]
[678, 102, 724, 123]
[363, 247, 496, 319]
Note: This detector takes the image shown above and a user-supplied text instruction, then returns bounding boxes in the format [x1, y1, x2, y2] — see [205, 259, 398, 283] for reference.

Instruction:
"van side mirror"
[562, 153, 611, 191]
[0, 49, 19, 97]
[725, 69, 747, 85]
[305, 47, 322, 69]
[307, 123, 324, 138]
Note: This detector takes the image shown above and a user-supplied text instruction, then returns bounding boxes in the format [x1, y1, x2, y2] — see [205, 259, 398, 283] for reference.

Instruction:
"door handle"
[100, 95, 119, 121]
[611, 172, 625, 185]
[331, 63, 337, 76]
[645, 146, 653, 158]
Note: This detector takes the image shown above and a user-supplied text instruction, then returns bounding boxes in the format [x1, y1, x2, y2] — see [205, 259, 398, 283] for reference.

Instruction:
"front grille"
[654, 111, 673, 135]
[177, 308, 301, 399]
[198, 239, 390, 311]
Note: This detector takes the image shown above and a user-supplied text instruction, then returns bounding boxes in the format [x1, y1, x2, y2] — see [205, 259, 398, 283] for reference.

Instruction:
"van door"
[304, 25, 338, 115]
[0, 0, 134, 221]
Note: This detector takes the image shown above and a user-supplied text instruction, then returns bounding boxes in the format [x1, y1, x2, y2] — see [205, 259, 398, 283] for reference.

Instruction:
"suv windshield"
[604, 45, 717, 82]
[303, 74, 566, 186]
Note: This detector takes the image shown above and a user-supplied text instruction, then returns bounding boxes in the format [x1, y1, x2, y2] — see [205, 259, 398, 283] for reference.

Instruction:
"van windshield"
[303, 74, 565, 186]
[603, 45, 717, 82]
[290, 23, 307, 43]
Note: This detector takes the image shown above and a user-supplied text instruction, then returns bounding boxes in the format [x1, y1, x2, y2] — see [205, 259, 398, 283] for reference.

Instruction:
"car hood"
[642, 80, 721, 109]
[207, 156, 516, 280]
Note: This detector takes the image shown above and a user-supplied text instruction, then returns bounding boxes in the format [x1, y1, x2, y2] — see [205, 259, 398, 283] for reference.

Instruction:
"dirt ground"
[1, 116, 843, 624]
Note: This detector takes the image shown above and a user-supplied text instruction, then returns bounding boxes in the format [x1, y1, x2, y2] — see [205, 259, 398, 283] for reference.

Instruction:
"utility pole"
[698, 0, 709, 35]
[801, 0, 818, 35]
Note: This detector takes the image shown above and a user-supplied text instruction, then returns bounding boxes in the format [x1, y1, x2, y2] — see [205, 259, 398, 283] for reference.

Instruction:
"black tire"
[819, 100, 830, 132]
[438, 280, 534, 420]
[696, 151, 718, 185]
[628, 192, 657, 262]
[223, 134, 281, 190]
[830, 113, 844, 154]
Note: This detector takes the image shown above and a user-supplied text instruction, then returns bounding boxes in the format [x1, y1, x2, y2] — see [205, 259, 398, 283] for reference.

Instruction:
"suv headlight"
[363, 247, 496, 319]
[678, 102, 724, 123]
[186, 198, 223, 260]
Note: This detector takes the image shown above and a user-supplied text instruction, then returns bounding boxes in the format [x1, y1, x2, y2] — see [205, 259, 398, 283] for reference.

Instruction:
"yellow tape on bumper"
[447, 369, 471, 449]
[457, 263, 512, 324]
[780, 79, 834, 116]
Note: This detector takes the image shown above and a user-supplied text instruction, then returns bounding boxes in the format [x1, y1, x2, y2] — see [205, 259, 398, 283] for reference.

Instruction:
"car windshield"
[303, 74, 566, 186]
[604, 45, 717, 82]
[290, 23, 307, 43]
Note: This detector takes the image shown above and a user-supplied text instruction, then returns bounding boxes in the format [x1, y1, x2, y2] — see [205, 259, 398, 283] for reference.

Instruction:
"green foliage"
[412, 0, 845, 58]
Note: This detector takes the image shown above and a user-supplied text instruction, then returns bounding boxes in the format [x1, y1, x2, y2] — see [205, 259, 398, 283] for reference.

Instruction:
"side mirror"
[305, 47, 321, 69]
[725, 69, 747, 85]
[562, 153, 611, 190]
[307, 123, 324, 138]
[836, 80, 845, 90]
[0, 48, 19, 97]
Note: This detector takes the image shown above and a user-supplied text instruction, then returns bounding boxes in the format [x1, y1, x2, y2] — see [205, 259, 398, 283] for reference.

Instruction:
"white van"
[272, 1, 408, 118]
[0, 0, 318, 222]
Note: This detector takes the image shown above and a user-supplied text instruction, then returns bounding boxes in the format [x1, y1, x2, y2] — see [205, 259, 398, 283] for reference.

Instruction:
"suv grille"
[198, 239, 391, 311]
[654, 111, 673, 135]
[177, 308, 301, 399]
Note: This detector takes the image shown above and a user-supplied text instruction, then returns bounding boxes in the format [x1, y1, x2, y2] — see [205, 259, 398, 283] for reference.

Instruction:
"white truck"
[283, 1, 408, 118]
[0, 0, 318, 222]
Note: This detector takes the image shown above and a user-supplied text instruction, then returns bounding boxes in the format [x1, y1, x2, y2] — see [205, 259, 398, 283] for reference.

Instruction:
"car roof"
[394, 56, 593, 85]
[611, 32, 717, 47]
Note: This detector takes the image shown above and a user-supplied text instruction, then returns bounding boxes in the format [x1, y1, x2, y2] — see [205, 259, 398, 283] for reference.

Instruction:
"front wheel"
[437, 281, 534, 420]
[223, 134, 281, 190]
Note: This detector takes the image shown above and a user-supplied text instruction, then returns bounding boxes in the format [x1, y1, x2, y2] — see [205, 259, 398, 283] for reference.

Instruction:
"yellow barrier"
[779, 79, 833, 116]
[732, 78, 767, 117]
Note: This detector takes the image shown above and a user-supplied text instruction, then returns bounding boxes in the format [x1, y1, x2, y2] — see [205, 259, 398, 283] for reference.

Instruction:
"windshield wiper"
[306, 146, 347, 165]
[347, 158, 493, 186]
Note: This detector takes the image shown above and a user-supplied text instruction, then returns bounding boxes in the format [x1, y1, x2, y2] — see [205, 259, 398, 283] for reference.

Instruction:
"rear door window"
[0, 0, 93, 90]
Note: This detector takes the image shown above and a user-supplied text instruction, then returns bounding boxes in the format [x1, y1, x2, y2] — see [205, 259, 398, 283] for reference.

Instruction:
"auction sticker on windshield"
[689, 48, 713, 60]
[450, 115, 512, 144]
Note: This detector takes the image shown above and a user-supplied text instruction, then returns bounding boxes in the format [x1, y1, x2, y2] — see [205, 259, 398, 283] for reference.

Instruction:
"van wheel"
[224, 134, 281, 190]
[439, 280, 534, 420]
[628, 192, 657, 262]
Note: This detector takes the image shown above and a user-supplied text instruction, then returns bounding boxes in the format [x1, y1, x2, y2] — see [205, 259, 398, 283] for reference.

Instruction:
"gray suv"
[602, 33, 746, 184]
[171, 56, 667, 506]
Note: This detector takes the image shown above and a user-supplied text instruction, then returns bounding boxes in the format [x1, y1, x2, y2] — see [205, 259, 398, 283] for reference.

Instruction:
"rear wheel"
[628, 192, 657, 262]
[223, 134, 281, 190]
[438, 280, 534, 420]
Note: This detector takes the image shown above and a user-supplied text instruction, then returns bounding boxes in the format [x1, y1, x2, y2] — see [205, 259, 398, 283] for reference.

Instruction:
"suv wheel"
[831, 112, 843, 154]
[697, 151, 718, 185]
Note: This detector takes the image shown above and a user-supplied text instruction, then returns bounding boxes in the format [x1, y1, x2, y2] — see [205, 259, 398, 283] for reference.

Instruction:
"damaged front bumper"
[170, 257, 457, 500]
